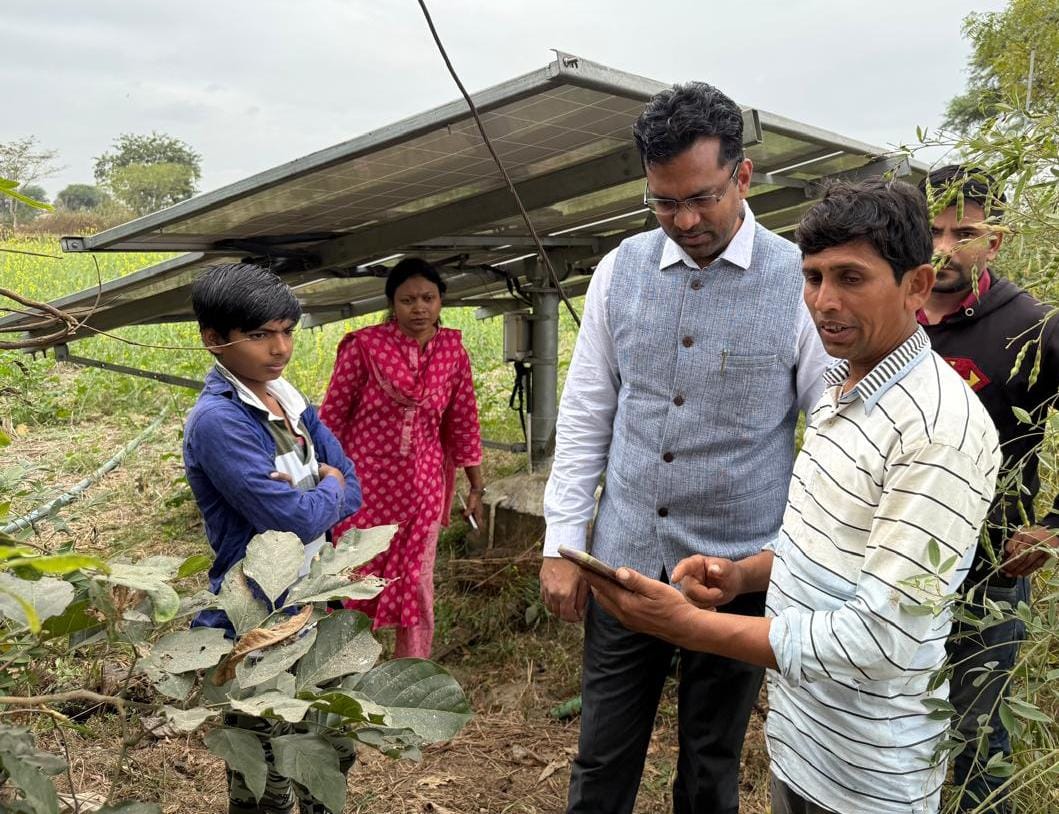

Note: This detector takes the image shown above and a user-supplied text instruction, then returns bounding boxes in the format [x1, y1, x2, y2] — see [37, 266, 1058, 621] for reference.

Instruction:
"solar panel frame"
[4, 53, 926, 347]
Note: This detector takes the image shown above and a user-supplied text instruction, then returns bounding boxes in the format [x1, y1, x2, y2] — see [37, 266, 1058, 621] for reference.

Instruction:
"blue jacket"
[183, 368, 362, 629]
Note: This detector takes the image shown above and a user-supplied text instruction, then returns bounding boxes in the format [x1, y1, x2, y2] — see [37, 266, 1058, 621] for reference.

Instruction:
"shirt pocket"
[716, 352, 781, 430]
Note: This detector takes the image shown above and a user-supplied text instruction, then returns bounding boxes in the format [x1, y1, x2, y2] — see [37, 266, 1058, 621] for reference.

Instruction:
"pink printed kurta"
[318, 321, 482, 630]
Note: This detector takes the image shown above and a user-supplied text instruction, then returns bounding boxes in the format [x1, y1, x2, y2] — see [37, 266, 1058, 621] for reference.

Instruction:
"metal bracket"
[54, 344, 203, 391]
[742, 109, 763, 147]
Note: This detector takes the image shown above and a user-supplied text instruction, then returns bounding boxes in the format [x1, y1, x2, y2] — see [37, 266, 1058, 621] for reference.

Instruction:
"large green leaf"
[0, 573, 74, 630]
[174, 589, 218, 620]
[294, 611, 381, 691]
[0, 751, 60, 814]
[153, 672, 195, 702]
[162, 705, 219, 733]
[271, 734, 345, 813]
[349, 659, 472, 743]
[0, 582, 41, 632]
[4, 553, 110, 576]
[229, 691, 311, 723]
[40, 600, 100, 640]
[138, 627, 231, 678]
[200, 674, 238, 706]
[217, 567, 269, 636]
[0, 726, 67, 774]
[324, 525, 398, 574]
[229, 670, 297, 701]
[102, 563, 180, 623]
[205, 727, 267, 803]
[304, 689, 388, 726]
[352, 725, 423, 760]
[236, 627, 318, 690]
[242, 531, 304, 604]
[138, 556, 186, 577]
[284, 573, 385, 606]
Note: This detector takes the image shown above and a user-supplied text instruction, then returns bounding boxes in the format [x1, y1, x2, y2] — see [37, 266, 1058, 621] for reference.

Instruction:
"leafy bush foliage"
[912, 100, 1059, 812]
[0, 519, 471, 813]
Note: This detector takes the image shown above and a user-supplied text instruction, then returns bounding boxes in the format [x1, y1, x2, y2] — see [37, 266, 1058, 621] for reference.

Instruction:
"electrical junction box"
[503, 310, 532, 362]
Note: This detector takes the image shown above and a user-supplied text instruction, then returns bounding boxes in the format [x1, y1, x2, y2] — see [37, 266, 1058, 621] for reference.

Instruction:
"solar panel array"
[2, 54, 922, 346]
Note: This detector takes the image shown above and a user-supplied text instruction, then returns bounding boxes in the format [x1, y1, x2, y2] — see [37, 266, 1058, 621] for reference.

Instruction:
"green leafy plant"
[0, 521, 471, 813]
[905, 98, 1059, 812]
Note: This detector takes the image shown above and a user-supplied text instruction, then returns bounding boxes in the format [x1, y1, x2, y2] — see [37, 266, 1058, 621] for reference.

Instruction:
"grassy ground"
[1, 236, 578, 441]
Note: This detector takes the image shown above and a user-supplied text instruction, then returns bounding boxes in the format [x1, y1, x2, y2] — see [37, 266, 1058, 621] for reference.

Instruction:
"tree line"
[0, 132, 202, 230]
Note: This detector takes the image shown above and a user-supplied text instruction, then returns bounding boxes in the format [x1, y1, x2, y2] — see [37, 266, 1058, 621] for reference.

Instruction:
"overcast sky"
[7, 0, 1005, 199]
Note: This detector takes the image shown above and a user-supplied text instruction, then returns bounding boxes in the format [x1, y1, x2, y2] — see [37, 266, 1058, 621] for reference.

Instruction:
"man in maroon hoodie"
[919, 165, 1059, 813]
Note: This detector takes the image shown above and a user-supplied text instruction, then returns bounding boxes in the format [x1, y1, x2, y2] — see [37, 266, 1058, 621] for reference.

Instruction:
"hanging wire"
[414, 0, 581, 327]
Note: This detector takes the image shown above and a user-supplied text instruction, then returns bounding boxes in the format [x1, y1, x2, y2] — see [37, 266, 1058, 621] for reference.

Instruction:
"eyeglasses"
[643, 160, 742, 216]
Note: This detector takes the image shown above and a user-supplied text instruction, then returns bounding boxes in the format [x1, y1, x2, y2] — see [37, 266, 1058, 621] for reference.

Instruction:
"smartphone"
[557, 545, 621, 584]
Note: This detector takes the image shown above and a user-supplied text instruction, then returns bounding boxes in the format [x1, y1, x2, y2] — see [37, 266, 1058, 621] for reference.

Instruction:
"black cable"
[508, 360, 531, 443]
[415, 0, 581, 327]
[503, 272, 533, 307]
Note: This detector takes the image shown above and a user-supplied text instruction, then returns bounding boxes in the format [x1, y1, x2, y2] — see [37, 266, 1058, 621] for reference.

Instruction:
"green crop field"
[1, 236, 582, 442]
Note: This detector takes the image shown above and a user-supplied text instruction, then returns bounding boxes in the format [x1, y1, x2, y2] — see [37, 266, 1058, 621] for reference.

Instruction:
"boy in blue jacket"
[183, 262, 362, 813]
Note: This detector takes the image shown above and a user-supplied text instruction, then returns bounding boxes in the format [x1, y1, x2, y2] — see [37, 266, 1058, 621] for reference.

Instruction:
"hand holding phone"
[557, 545, 622, 585]
[458, 492, 479, 531]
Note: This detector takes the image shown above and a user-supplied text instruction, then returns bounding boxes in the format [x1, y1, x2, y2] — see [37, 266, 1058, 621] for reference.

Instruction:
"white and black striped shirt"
[765, 327, 1001, 814]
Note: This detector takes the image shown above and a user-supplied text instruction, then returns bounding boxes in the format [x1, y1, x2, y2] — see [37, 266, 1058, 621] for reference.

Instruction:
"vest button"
[690, 279, 703, 290]
[681, 336, 694, 348]
[673, 394, 685, 406]
[662, 452, 674, 463]
[657, 507, 669, 517]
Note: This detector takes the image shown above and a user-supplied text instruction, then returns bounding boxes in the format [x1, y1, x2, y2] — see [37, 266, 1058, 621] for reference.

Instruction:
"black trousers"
[567, 589, 766, 814]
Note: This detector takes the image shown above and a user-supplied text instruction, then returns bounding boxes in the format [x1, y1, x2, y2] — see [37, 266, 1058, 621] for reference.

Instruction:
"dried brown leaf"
[212, 605, 313, 685]
[537, 760, 565, 783]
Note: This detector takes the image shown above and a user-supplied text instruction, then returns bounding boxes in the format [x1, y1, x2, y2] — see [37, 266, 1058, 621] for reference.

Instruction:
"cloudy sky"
[7, 0, 1005, 199]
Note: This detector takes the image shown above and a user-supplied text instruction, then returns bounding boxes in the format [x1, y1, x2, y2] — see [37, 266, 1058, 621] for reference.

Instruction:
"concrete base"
[471, 470, 551, 555]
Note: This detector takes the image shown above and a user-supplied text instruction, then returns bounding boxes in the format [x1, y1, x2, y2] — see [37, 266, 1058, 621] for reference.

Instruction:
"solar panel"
[2, 53, 925, 346]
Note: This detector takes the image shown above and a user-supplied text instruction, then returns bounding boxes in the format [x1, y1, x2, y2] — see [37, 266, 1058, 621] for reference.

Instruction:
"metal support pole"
[526, 257, 560, 469]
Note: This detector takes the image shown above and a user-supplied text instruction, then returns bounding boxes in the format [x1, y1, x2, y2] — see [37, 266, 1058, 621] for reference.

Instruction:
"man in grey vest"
[540, 82, 831, 813]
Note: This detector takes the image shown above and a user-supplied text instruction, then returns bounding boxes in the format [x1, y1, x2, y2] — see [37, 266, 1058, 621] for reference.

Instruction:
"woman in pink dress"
[319, 258, 483, 658]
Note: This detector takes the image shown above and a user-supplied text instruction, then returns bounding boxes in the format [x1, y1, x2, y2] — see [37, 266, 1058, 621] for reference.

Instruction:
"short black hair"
[191, 263, 301, 336]
[384, 257, 447, 302]
[795, 179, 933, 282]
[632, 82, 744, 168]
[919, 164, 1006, 220]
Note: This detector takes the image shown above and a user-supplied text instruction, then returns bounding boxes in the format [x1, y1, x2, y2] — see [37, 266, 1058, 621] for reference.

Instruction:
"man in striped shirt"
[581, 179, 1001, 814]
